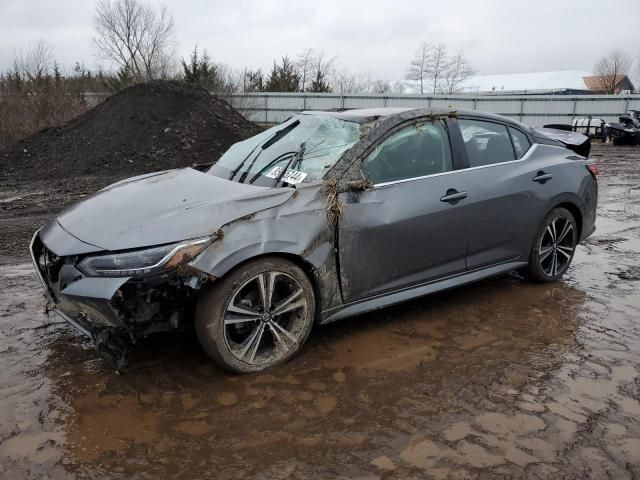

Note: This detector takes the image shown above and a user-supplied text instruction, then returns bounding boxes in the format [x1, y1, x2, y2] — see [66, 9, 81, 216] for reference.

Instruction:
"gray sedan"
[31, 108, 598, 372]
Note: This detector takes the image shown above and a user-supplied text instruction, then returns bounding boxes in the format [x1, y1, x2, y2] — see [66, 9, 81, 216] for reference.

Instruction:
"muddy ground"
[1, 143, 640, 479]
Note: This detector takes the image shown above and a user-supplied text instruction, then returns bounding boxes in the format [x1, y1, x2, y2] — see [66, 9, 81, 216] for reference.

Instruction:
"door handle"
[440, 189, 467, 204]
[533, 171, 553, 183]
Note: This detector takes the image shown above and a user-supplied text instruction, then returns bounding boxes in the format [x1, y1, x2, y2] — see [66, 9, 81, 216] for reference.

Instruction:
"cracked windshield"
[208, 115, 361, 186]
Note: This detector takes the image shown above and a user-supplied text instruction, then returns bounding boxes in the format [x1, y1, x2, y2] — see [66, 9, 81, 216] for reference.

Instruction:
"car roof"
[301, 107, 529, 130]
[301, 107, 413, 122]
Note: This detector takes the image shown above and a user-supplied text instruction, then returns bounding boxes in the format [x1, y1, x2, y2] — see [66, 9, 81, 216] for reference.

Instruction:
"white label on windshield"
[282, 169, 308, 184]
[264, 166, 307, 184]
[264, 166, 283, 179]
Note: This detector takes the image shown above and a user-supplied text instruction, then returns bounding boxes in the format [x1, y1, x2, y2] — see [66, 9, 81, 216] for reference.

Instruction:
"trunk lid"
[534, 127, 591, 157]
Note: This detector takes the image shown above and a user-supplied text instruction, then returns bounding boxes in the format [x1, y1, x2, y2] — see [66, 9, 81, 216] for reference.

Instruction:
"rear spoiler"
[533, 127, 591, 158]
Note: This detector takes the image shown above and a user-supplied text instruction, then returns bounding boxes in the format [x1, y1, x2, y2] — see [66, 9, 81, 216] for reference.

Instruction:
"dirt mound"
[0, 81, 260, 180]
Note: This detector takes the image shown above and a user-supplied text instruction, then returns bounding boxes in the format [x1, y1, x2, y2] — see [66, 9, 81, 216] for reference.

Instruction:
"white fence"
[84, 91, 640, 128]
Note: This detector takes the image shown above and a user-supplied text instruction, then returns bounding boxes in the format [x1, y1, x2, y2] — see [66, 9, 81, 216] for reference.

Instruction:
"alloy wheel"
[223, 271, 308, 366]
[538, 216, 576, 277]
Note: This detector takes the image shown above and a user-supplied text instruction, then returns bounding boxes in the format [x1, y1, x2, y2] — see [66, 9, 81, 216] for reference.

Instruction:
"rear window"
[509, 127, 531, 159]
[459, 119, 515, 168]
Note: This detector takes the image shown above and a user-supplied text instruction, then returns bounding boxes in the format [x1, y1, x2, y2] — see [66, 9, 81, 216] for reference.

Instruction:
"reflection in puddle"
[68, 394, 160, 462]
[0, 263, 593, 478]
[323, 325, 439, 371]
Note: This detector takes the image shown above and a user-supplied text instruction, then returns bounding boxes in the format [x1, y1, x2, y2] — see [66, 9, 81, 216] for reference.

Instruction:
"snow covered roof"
[393, 70, 596, 95]
[459, 71, 594, 93]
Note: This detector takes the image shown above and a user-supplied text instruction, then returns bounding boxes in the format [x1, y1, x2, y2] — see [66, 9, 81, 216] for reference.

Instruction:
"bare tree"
[309, 50, 336, 92]
[443, 51, 474, 94]
[426, 43, 449, 94]
[296, 48, 315, 92]
[92, 0, 175, 81]
[593, 49, 632, 94]
[406, 42, 431, 94]
[1, 42, 87, 148]
[330, 69, 359, 93]
[295, 49, 336, 92]
[392, 81, 406, 94]
[12, 40, 54, 81]
[371, 79, 391, 94]
[330, 70, 371, 94]
[328, 69, 395, 94]
[406, 43, 460, 94]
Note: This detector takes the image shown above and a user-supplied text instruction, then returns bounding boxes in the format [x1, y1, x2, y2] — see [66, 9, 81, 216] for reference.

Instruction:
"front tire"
[524, 207, 577, 283]
[195, 257, 316, 373]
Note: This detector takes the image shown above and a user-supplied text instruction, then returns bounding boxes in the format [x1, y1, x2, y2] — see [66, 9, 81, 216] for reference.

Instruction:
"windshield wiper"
[229, 119, 300, 182]
[248, 151, 295, 184]
[261, 119, 300, 149]
[273, 142, 306, 187]
[229, 143, 261, 181]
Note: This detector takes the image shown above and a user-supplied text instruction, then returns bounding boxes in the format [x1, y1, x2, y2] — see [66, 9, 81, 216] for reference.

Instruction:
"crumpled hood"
[56, 168, 294, 251]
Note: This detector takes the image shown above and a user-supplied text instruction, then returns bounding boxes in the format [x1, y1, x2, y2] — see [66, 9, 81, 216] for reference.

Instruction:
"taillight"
[586, 163, 598, 177]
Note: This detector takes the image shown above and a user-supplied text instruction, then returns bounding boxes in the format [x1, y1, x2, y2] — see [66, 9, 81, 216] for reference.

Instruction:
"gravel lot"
[1, 143, 639, 479]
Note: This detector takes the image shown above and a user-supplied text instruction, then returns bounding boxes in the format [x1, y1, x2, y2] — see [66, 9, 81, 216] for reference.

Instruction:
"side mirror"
[345, 179, 374, 192]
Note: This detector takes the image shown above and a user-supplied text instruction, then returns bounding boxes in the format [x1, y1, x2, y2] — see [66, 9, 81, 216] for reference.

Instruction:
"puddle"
[2, 144, 640, 478]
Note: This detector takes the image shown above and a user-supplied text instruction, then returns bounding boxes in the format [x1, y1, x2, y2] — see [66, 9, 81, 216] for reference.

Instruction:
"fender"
[530, 191, 586, 252]
[188, 183, 343, 314]
[192, 237, 332, 278]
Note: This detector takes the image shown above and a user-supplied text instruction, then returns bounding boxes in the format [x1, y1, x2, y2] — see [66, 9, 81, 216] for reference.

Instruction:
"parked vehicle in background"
[543, 117, 607, 145]
[606, 110, 640, 145]
[31, 108, 598, 373]
[572, 118, 607, 139]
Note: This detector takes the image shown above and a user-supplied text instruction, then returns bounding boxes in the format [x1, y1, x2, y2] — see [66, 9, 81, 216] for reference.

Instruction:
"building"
[459, 70, 594, 95]
[396, 70, 636, 95]
[583, 75, 636, 94]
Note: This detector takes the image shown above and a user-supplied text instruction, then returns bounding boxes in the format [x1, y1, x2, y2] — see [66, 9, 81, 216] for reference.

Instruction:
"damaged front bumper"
[49, 307, 92, 338]
[30, 229, 131, 333]
[30, 230, 133, 369]
[30, 228, 201, 370]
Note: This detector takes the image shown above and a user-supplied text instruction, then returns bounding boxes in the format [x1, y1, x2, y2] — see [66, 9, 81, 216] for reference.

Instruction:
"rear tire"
[524, 207, 577, 283]
[195, 257, 315, 373]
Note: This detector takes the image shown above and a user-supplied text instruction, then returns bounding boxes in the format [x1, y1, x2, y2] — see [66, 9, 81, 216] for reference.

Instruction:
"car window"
[363, 121, 452, 184]
[208, 115, 361, 186]
[509, 127, 531, 159]
[459, 119, 516, 168]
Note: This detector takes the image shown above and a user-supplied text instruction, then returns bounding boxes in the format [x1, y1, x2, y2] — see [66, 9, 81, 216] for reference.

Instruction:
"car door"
[337, 118, 470, 303]
[449, 117, 547, 269]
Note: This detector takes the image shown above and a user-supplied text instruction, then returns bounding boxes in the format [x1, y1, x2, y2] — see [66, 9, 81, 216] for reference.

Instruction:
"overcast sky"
[2, 0, 639, 80]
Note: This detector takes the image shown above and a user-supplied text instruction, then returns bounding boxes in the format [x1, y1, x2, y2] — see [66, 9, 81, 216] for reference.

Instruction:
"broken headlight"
[77, 237, 210, 277]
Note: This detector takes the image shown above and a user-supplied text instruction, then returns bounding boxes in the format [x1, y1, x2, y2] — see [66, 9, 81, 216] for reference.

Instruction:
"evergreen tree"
[265, 57, 300, 92]
[309, 70, 331, 93]
[243, 69, 264, 92]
